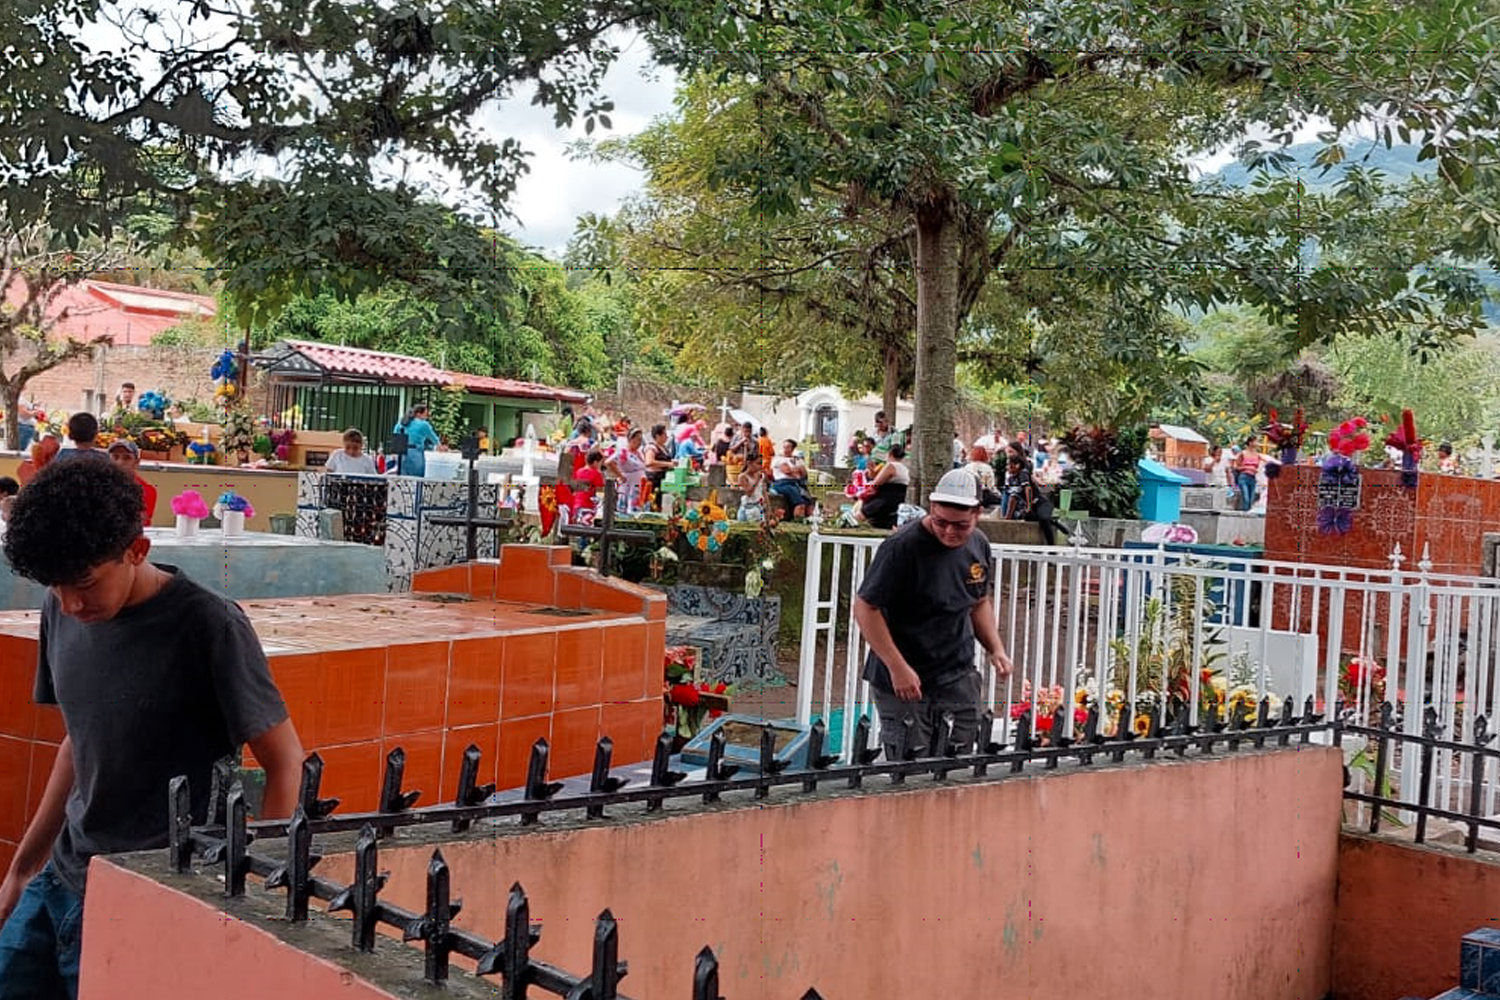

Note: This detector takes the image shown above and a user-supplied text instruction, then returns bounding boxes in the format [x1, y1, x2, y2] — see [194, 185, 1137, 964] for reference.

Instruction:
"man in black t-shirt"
[854, 468, 1012, 760]
[0, 461, 304, 998]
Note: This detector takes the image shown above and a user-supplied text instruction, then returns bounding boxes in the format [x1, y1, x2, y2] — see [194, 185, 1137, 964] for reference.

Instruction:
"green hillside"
[1208, 141, 1433, 189]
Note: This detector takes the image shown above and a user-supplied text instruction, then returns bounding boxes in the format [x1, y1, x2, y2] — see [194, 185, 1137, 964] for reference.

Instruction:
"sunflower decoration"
[683, 493, 731, 553]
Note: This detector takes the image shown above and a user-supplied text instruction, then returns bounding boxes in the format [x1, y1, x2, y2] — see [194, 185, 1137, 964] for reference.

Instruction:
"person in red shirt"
[571, 448, 606, 522]
[108, 440, 158, 525]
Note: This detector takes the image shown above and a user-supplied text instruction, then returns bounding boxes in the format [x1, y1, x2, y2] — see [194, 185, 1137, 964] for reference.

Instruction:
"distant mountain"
[1209, 142, 1496, 321]
[1207, 141, 1435, 189]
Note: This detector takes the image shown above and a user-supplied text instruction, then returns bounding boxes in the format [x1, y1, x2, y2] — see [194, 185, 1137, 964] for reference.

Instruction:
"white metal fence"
[796, 532, 1500, 826]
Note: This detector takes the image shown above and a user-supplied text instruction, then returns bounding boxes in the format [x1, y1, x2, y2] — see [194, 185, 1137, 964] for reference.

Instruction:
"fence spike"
[477, 882, 540, 996]
[589, 737, 627, 819]
[648, 730, 687, 812]
[326, 824, 382, 952]
[207, 757, 236, 827]
[168, 775, 193, 873]
[757, 725, 786, 798]
[379, 747, 422, 832]
[300, 751, 341, 820]
[522, 739, 563, 826]
[852, 715, 879, 765]
[224, 782, 249, 897]
[1012, 711, 1034, 771]
[589, 908, 626, 1000]
[692, 946, 724, 1000]
[453, 743, 495, 833]
[401, 850, 456, 983]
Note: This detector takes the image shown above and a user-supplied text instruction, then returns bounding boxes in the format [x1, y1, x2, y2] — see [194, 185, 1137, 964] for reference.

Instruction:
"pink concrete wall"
[313, 746, 1343, 999]
[1334, 833, 1500, 1000]
[79, 862, 399, 1000]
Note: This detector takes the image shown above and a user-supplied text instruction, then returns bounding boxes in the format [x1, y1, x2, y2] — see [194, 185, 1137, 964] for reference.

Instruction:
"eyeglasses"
[928, 512, 977, 532]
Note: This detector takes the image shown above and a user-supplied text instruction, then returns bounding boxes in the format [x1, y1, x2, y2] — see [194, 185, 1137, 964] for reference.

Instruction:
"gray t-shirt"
[36, 565, 288, 893]
[859, 518, 993, 692]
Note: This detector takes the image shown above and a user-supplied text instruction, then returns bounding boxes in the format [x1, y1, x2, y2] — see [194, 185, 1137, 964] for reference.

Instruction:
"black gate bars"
[168, 699, 1329, 996]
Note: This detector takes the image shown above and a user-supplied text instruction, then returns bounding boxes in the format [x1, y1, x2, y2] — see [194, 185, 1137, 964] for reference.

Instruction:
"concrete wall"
[79, 863, 403, 1000]
[272, 746, 1339, 999]
[1334, 833, 1500, 1000]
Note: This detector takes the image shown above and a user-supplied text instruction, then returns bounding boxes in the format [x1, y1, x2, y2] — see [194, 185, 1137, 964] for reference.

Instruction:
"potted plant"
[214, 492, 255, 536]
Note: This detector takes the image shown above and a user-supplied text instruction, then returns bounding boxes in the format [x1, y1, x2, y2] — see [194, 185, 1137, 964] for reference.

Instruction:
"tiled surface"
[1460, 928, 1500, 995]
[1266, 466, 1500, 576]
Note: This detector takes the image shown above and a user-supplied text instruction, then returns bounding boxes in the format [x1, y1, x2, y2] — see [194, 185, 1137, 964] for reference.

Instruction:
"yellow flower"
[1131, 714, 1153, 737]
[1074, 687, 1090, 706]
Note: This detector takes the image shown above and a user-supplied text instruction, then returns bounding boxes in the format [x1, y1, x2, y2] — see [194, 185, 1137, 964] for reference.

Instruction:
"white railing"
[796, 532, 1500, 824]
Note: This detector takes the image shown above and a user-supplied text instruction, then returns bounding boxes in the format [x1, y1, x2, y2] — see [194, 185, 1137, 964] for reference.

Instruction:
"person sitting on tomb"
[856, 443, 910, 529]
[853, 467, 1012, 762]
[323, 428, 380, 476]
[737, 452, 769, 522]
[769, 439, 816, 519]
[1438, 441, 1460, 475]
[1002, 443, 1070, 545]
[1232, 437, 1263, 512]
[393, 404, 441, 477]
[107, 439, 158, 525]
[53, 413, 109, 463]
[0, 460, 305, 997]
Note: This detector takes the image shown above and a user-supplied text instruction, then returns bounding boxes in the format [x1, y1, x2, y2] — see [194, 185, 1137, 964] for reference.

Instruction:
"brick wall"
[12, 343, 227, 414]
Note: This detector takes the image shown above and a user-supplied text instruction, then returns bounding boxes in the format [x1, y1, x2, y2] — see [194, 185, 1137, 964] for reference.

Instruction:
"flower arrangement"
[219, 407, 257, 460]
[1318, 415, 1371, 535]
[1009, 680, 1089, 740]
[270, 428, 296, 461]
[662, 645, 730, 738]
[1263, 407, 1307, 452]
[1383, 408, 1422, 486]
[683, 496, 730, 553]
[1262, 407, 1308, 478]
[186, 439, 217, 464]
[171, 490, 210, 519]
[135, 390, 169, 420]
[136, 426, 185, 454]
[1338, 656, 1388, 708]
[214, 491, 255, 519]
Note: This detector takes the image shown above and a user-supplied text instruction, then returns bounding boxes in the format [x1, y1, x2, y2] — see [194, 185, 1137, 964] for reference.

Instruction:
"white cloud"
[488, 32, 677, 257]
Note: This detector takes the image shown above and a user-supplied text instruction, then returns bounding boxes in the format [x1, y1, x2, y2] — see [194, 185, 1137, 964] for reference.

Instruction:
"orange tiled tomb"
[0, 545, 666, 870]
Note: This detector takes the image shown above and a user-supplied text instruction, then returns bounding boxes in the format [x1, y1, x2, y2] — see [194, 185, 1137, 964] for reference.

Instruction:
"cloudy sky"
[485, 34, 678, 258]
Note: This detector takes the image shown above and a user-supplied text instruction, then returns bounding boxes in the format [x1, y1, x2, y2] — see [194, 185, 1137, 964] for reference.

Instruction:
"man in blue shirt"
[393, 404, 441, 477]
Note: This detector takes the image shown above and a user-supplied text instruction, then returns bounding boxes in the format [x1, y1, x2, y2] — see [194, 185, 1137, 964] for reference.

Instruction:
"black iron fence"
[1337, 703, 1500, 853]
[166, 700, 1337, 997]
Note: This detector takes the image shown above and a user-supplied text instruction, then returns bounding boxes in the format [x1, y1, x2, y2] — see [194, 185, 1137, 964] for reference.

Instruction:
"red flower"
[668, 684, 700, 707]
[1009, 700, 1032, 720]
[1073, 707, 1089, 728]
[1036, 714, 1054, 732]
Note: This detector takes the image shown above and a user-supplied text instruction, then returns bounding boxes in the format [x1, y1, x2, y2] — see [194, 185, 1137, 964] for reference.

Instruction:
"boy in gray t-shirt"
[0, 460, 305, 998]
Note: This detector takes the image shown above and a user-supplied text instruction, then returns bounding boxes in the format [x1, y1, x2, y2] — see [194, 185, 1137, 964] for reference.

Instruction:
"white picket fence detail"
[796, 532, 1500, 823]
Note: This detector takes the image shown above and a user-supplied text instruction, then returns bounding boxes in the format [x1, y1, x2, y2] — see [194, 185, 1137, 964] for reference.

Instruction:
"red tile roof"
[274, 340, 592, 403]
[279, 340, 447, 384]
[448, 371, 592, 404]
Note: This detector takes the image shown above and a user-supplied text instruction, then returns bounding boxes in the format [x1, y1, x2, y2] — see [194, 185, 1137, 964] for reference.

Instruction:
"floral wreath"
[683, 495, 730, 553]
[1317, 416, 1370, 535]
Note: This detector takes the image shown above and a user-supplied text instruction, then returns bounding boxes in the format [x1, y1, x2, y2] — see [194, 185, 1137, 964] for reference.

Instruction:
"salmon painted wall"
[302, 746, 1341, 999]
[79, 863, 401, 1000]
[1334, 833, 1500, 1000]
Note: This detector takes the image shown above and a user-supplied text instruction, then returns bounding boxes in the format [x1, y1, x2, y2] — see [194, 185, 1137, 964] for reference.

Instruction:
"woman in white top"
[857, 443, 910, 529]
[963, 444, 997, 492]
[737, 452, 769, 521]
[323, 429, 379, 475]
[605, 427, 648, 511]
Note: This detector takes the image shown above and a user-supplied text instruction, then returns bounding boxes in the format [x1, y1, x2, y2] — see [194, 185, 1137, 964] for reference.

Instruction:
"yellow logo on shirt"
[969, 562, 985, 582]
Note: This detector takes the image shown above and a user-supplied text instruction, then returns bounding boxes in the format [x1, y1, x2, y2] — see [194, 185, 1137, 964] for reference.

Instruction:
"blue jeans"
[0, 863, 83, 999]
[1235, 470, 1256, 512]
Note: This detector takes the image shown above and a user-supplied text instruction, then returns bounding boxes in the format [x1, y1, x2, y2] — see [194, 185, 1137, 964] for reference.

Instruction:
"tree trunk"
[911, 195, 961, 504]
[0, 383, 16, 452]
[882, 342, 899, 428]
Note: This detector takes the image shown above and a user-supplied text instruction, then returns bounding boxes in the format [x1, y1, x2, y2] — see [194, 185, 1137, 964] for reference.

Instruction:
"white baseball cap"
[928, 468, 983, 508]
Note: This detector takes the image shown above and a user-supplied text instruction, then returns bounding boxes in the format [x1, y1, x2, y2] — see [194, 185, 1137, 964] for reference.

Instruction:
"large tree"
[1, 0, 655, 323]
[647, 0, 1500, 498]
[0, 224, 127, 447]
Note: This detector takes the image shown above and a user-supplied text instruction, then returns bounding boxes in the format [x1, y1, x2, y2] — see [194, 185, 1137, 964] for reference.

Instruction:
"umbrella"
[728, 408, 762, 432]
[668, 402, 706, 417]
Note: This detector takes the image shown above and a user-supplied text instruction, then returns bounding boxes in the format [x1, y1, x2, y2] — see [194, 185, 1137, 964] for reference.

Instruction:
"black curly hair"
[4, 460, 144, 586]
